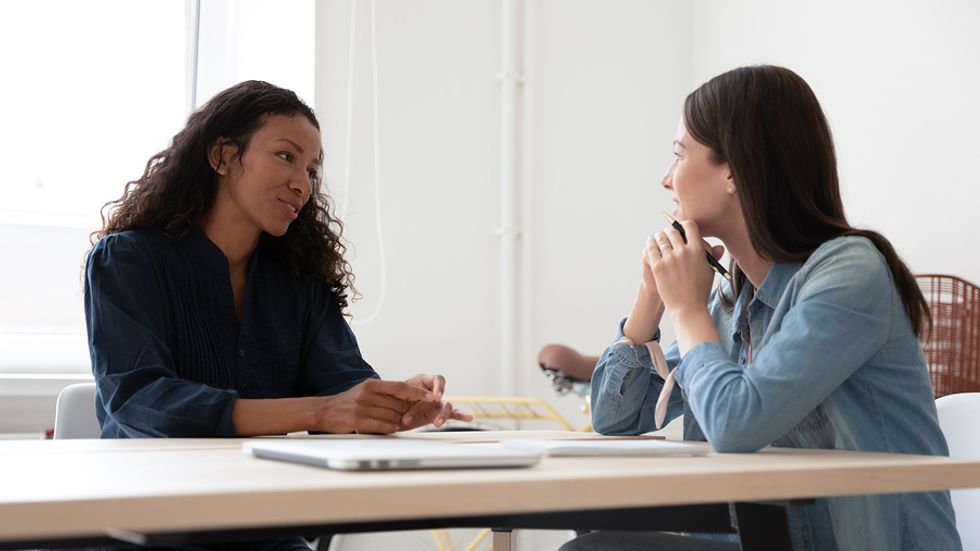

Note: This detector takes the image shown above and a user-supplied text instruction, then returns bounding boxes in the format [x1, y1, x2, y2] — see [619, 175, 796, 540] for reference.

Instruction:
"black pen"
[662, 212, 732, 281]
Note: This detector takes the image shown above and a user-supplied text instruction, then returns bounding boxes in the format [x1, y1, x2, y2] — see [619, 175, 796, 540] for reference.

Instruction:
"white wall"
[315, 0, 503, 400]
[314, 0, 980, 433]
[690, 0, 980, 284]
[314, 0, 694, 428]
[520, 0, 693, 422]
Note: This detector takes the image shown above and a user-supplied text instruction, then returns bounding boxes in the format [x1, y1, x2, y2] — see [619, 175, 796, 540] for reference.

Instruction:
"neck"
[203, 203, 260, 271]
[717, 218, 773, 290]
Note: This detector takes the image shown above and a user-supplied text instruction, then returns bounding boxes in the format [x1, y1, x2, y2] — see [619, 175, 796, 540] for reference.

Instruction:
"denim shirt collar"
[728, 261, 803, 340]
[754, 261, 803, 309]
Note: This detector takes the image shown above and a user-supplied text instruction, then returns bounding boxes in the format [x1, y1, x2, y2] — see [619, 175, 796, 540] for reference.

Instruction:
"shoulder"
[802, 235, 888, 280]
[794, 235, 892, 308]
[88, 229, 172, 268]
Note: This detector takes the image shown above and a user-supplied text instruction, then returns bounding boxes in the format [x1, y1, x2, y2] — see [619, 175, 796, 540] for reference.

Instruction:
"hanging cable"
[350, 0, 387, 326]
[186, 0, 201, 113]
[339, 0, 356, 217]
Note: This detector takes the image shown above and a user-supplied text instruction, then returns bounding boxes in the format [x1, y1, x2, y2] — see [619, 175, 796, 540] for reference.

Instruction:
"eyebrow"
[275, 138, 305, 153]
[275, 138, 322, 165]
[672, 140, 687, 149]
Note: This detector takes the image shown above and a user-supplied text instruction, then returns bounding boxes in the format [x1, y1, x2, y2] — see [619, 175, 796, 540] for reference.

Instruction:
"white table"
[2, 432, 979, 549]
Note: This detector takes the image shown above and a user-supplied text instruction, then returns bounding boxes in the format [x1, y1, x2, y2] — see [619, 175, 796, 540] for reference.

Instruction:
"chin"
[265, 224, 291, 238]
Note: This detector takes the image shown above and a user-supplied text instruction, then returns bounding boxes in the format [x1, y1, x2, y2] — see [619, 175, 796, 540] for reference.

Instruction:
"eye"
[277, 151, 293, 162]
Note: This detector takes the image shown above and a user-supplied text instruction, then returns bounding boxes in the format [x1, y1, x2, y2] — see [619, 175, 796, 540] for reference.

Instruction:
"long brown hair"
[684, 65, 930, 337]
[92, 80, 356, 311]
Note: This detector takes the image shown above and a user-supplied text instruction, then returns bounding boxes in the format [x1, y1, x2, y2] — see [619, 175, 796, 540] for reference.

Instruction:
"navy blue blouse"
[84, 227, 378, 438]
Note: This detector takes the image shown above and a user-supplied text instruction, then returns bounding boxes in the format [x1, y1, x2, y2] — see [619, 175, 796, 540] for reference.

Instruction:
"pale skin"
[625, 118, 773, 357]
[204, 114, 472, 436]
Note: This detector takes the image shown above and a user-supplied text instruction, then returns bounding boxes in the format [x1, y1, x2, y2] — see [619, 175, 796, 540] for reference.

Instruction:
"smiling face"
[210, 114, 322, 239]
[660, 118, 737, 237]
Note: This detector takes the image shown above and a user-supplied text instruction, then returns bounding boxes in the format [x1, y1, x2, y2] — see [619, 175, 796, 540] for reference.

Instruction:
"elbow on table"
[591, 412, 644, 436]
[706, 427, 770, 453]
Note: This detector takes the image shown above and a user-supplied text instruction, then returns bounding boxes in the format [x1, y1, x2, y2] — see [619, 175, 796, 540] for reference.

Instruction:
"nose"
[288, 170, 313, 204]
[661, 163, 674, 191]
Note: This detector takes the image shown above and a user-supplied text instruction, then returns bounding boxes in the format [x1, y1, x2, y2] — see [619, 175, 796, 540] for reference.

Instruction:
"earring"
[727, 187, 735, 194]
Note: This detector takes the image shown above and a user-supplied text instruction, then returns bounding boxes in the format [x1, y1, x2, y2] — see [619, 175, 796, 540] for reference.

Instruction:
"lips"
[278, 198, 301, 219]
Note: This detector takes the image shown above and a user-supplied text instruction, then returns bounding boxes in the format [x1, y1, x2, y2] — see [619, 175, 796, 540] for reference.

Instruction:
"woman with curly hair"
[85, 80, 470, 444]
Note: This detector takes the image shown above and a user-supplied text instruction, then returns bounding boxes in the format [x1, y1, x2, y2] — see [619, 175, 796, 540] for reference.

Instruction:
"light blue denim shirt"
[591, 236, 960, 550]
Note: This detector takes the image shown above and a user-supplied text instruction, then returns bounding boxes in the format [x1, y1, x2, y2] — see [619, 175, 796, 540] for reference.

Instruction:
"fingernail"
[403, 415, 413, 424]
[425, 392, 434, 401]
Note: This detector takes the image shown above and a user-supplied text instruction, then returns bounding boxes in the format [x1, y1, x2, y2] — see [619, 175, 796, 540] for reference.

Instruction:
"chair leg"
[491, 528, 513, 551]
[314, 533, 334, 551]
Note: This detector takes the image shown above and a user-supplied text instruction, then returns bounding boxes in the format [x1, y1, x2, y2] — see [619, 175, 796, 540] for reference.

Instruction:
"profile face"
[660, 118, 732, 235]
[218, 114, 322, 237]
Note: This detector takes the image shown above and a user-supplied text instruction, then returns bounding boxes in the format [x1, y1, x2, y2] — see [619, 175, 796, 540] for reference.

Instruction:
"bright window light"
[0, 1, 187, 374]
[0, 1, 314, 378]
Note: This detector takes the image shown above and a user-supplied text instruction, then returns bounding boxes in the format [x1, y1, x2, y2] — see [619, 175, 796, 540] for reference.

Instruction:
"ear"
[722, 165, 736, 195]
[208, 138, 233, 176]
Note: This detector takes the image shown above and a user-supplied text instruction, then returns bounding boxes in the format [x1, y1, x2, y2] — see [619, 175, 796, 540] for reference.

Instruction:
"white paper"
[499, 438, 710, 457]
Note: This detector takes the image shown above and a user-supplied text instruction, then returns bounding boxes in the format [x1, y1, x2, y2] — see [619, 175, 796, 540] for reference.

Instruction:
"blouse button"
[238, 348, 246, 358]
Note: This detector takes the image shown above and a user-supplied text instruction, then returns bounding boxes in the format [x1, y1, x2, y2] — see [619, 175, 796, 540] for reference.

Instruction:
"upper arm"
[85, 234, 174, 378]
[301, 282, 379, 396]
[85, 234, 238, 437]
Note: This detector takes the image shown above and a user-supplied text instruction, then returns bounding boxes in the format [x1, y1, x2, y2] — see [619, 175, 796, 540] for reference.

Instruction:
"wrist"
[638, 278, 660, 299]
[670, 305, 710, 326]
[310, 395, 334, 432]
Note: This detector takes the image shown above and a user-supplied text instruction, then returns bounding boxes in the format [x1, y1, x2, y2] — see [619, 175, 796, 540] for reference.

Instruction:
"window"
[0, 1, 188, 376]
[0, 0, 315, 381]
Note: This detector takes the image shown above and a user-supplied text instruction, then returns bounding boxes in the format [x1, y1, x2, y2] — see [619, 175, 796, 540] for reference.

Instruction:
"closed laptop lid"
[244, 438, 542, 471]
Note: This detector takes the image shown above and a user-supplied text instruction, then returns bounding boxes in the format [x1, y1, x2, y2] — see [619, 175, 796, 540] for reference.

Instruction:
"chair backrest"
[916, 274, 980, 398]
[53, 382, 100, 439]
[936, 392, 980, 549]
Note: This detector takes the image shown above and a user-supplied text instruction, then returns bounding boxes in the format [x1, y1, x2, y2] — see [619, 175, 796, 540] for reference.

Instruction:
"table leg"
[492, 527, 513, 551]
[732, 502, 793, 551]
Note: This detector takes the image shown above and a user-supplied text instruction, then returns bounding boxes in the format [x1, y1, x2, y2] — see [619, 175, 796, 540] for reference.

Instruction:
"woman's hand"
[399, 374, 474, 430]
[641, 234, 661, 292]
[649, 220, 723, 315]
[314, 379, 432, 435]
[649, 219, 725, 355]
[622, 236, 670, 343]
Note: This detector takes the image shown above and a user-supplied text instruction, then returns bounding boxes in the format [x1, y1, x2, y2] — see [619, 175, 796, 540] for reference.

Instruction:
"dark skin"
[205, 115, 472, 435]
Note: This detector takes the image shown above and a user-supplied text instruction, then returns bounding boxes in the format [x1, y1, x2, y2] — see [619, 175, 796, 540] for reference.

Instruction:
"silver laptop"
[244, 438, 542, 471]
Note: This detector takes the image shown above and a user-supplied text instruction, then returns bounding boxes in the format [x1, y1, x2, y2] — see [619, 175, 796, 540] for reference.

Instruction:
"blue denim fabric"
[591, 236, 960, 550]
[84, 228, 379, 438]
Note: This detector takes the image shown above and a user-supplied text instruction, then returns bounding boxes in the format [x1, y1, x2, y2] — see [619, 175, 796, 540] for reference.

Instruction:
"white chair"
[936, 392, 980, 549]
[53, 382, 100, 439]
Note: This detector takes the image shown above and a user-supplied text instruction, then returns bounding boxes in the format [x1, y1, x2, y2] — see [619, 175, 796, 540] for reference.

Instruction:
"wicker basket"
[916, 274, 980, 398]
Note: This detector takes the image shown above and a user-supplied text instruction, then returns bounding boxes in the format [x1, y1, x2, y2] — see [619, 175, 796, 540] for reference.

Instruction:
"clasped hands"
[643, 219, 725, 314]
[319, 374, 474, 435]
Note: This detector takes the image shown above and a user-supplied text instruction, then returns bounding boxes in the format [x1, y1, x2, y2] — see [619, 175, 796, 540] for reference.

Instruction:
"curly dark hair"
[93, 80, 356, 310]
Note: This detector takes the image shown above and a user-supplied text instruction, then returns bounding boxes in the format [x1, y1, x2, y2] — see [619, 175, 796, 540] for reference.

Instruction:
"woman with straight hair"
[561, 66, 959, 550]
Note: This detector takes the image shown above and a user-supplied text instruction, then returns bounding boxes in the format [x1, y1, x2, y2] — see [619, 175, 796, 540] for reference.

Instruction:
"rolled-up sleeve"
[591, 319, 684, 435]
[674, 242, 892, 453]
[85, 235, 239, 438]
[300, 282, 379, 397]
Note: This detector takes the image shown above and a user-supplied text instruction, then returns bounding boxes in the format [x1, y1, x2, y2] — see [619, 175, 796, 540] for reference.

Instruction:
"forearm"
[232, 397, 323, 436]
[623, 282, 665, 343]
[671, 307, 721, 356]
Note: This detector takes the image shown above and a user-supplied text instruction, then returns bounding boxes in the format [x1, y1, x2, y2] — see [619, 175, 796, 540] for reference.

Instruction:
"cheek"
[672, 164, 691, 196]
